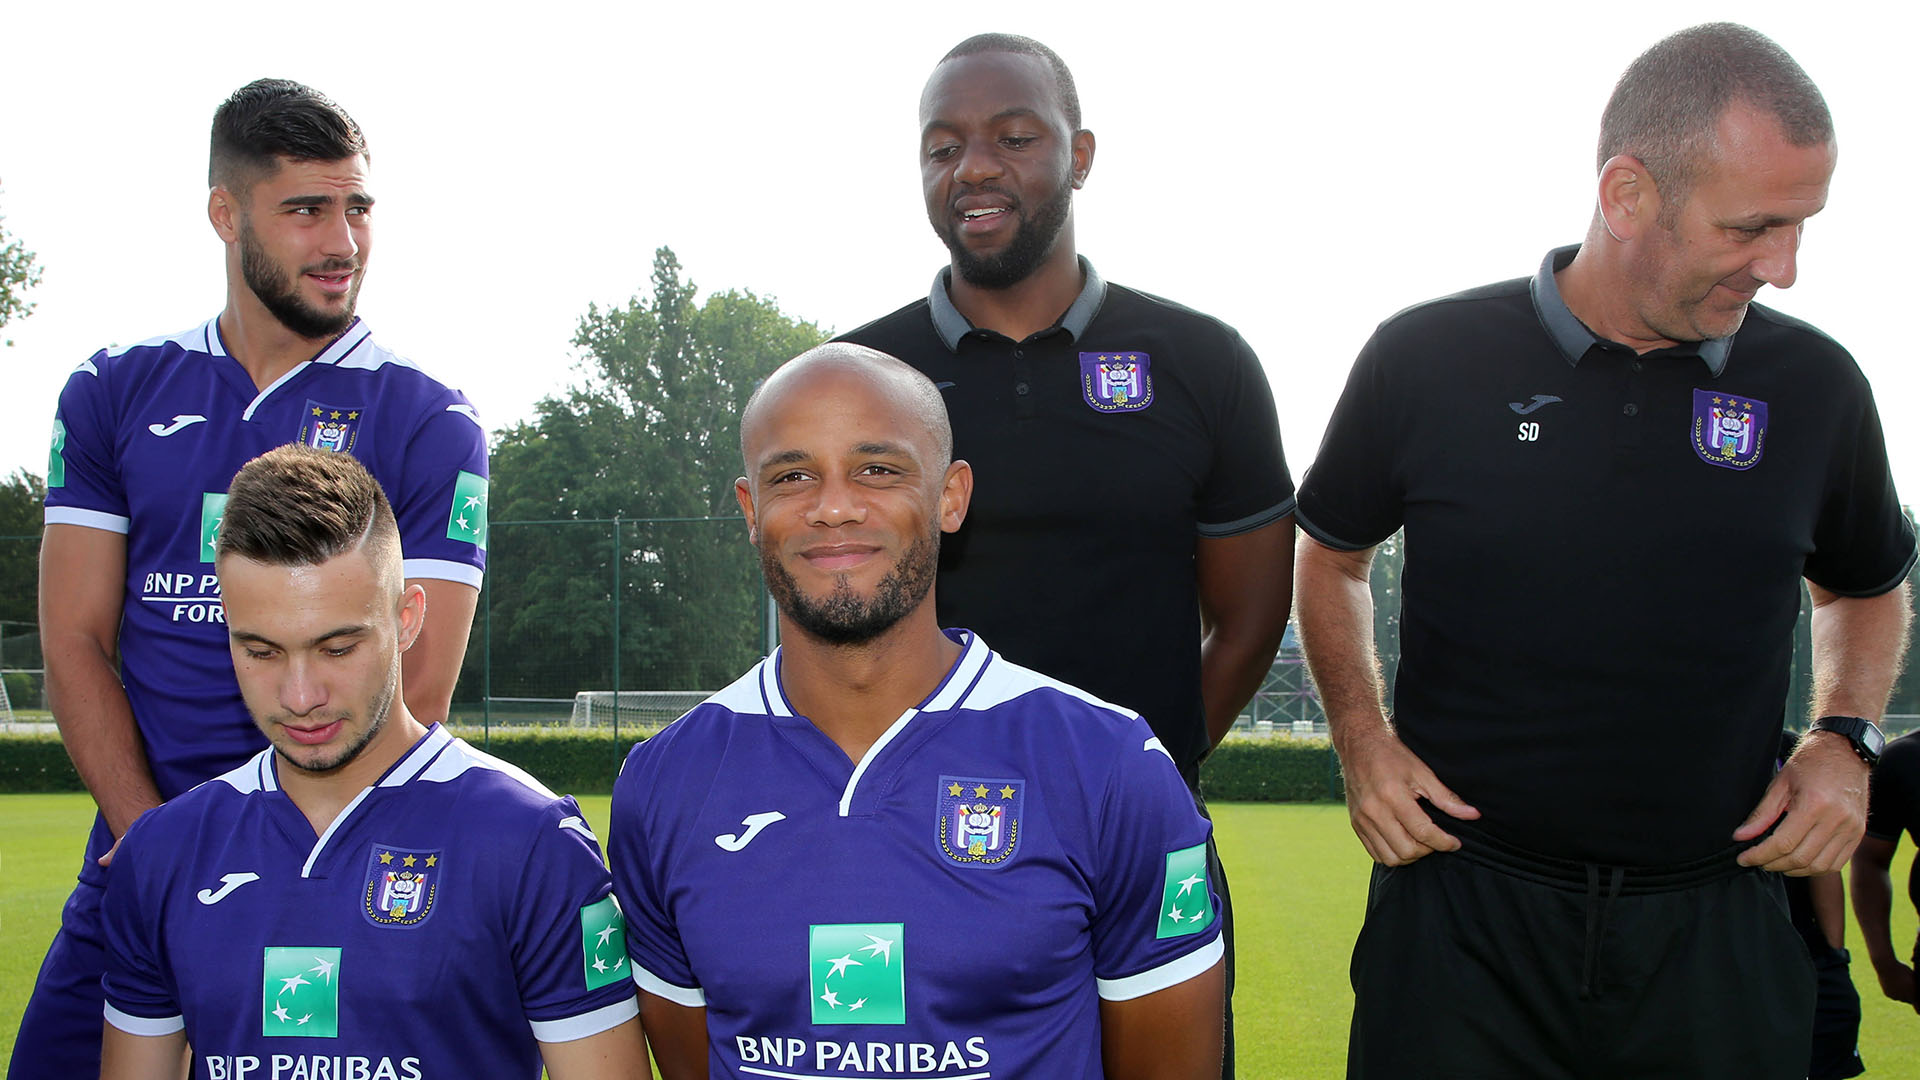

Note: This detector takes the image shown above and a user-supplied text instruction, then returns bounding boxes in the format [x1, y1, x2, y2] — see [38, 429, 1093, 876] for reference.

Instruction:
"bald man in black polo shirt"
[1295, 23, 1913, 1079]
[839, 33, 1294, 1079]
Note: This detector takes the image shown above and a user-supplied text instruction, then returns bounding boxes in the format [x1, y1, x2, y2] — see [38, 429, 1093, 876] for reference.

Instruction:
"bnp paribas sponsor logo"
[1156, 844, 1215, 939]
[200, 492, 228, 564]
[47, 419, 66, 488]
[580, 895, 629, 990]
[262, 947, 340, 1037]
[809, 923, 904, 1025]
[446, 471, 488, 548]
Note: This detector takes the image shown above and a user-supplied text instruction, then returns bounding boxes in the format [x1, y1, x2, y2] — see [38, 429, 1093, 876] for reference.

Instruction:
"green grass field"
[4, 795, 1915, 1076]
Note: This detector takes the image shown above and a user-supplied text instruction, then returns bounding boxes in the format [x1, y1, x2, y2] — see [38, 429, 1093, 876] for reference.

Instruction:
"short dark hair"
[1597, 23, 1831, 214]
[217, 445, 399, 576]
[209, 78, 368, 194]
[941, 33, 1083, 131]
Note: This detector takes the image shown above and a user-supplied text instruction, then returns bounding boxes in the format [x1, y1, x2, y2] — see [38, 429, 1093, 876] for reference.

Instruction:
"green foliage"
[0, 197, 42, 344]
[0, 733, 83, 793]
[1201, 737, 1344, 802]
[2, 671, 39, 709]
[453, 727, 650, 794]
[467, 249, 828, 702]
[0, 470, 45, 625]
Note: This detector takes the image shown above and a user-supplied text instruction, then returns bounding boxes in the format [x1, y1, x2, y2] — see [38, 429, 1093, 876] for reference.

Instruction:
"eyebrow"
[230, 625, 369, 648]
[279, 193, 376, 208]
[756, 442, 915, 470]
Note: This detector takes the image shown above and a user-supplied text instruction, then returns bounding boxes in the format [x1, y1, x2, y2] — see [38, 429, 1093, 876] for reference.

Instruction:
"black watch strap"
[1810, 715, 1885, 767]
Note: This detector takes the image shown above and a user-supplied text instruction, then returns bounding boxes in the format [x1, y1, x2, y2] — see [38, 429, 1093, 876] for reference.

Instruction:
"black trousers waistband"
[1445, 817, 1750, 896]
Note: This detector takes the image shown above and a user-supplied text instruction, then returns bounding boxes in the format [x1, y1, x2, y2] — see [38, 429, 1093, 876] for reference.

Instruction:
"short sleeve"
[1295, 333, 1404, 550]
[1866, 736, 1919, 845]
[390, 393, 490, 588]
[1088, 718, 1224, 1001]
[1803, 387, 1917, 597]
[100, 813, 186, 1035]
[508, 797, 639, 1042]
[609, 744, 703, 1006]
[43, 353, 132, 534]
[1195, 331, 1294, 537]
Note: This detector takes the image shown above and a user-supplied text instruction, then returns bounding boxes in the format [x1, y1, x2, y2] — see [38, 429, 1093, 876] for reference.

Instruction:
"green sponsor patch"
[200, 493, 228, 564]
[46, 419, 65, 488]
[446, 470, 488, 548]
[262, 947, 340, 1038]
[580, 895, 628, 990]
[809, 923, 905, 1025]
[1156, 844, 1215, 939]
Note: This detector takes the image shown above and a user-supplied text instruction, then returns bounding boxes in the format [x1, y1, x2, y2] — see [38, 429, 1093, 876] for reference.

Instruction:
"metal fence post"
[611, 516, 622, 768]
[482, 566, 492, 748]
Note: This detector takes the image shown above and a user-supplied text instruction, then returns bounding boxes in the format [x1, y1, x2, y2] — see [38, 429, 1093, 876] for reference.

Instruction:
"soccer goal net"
[568, 690, 709, 729]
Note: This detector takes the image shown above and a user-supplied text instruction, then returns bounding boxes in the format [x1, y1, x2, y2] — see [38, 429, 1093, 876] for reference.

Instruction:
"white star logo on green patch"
[809, 923, 905, 1025]
[445, 471, 488, 548]
[200, 493, 228, 564]
[1156, 844, 1215, 939]
[261, 947, 340, 1038]
[46, 419, 66, 488]
[579, 895, 628, 990]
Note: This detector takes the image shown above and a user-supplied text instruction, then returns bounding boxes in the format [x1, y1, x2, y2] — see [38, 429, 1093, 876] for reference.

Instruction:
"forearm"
[1293, 538, 1388, 750]
[1195, 521, 1294, 750]
[1199, 625, 1281, 749]
[1808, 870, 1847, 951]
[1850, 852, 1900, 969]
[1808, 581, 1911, 721]
[46, 633, 162, 837]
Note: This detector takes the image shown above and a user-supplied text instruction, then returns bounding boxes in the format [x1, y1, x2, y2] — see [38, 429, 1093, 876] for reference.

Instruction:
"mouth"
[306, 267, 359, 296]
[801, 543, 882, 572]
[281, 718, 344, 746]
[954, 196, 1015, 236]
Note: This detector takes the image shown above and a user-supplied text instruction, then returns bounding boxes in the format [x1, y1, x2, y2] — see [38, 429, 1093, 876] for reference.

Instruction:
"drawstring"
[1579, 864, 1627, 999]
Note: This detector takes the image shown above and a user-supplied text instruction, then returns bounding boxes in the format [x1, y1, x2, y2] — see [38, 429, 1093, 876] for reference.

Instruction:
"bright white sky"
[3, 1, 1915, 503]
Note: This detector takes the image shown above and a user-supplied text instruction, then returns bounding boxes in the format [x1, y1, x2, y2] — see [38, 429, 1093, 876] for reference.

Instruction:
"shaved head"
[741, 343, 953, 474]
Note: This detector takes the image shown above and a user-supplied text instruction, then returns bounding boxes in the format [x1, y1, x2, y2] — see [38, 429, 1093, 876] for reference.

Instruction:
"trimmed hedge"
[0, 728, 1346, 802]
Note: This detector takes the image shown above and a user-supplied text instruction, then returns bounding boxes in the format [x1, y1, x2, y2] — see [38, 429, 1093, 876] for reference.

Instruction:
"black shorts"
[1347, 825, 1814, 1080]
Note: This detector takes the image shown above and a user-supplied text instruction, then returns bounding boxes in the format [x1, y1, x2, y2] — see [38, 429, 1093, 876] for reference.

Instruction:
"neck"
[1556, 229, 1676, 355]
[945, 235, 1083, 342]
[778, 609, 962, 766]
[218, 289, 344, 392]
[280, 707, 429, 839]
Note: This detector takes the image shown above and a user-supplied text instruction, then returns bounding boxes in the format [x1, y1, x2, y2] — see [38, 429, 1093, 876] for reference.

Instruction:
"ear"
[396, 583, 428, 652]
[1596, 153, 1659, 241]
[1070, 129, 1095, 190]
[734, 477, 758, 544]
[938, 460, 974, 534]
[209, 185, 241, 243]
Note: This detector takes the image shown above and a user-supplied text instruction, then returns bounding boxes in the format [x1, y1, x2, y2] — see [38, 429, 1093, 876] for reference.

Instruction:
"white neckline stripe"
[632, 965, 705, 1007]
[301, 785, 374, 878]
[526, 997, 638, 1044]
[103, 1001, 184, 1037]
[839, 707, 919, 817]
[1095, 935, 1224, 1001]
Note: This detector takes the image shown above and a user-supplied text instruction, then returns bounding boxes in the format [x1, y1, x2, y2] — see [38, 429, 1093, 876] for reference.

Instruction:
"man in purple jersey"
[100, 446, 644, 1079]
[17, 80, 488, 1077]
[613, 343, 1225, 1080]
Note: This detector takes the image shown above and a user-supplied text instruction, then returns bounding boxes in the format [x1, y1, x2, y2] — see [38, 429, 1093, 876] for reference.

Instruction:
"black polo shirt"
[840, 261, 1294, 783]
[1866, 731, 1920, 912]
[1298, 245, 1915, 865]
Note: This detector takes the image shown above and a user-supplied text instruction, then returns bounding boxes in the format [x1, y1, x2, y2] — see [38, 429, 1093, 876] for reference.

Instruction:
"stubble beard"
[937, 176, 1073, 291]
[239, 216, 361, 341]
[272, 652, 400, 776]
[762, 528, 940, 647]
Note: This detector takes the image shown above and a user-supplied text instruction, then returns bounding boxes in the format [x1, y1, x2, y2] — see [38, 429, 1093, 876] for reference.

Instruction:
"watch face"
[1863, 722, 1887, 757]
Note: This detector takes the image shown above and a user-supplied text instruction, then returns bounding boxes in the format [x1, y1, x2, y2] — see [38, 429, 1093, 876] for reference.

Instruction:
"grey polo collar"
[928, 256, 1108, 351]
[1529, 244, 1731, 377]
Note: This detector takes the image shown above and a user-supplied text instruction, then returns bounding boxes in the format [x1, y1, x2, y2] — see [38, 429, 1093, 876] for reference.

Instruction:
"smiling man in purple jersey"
[17, 79, 489, 1078]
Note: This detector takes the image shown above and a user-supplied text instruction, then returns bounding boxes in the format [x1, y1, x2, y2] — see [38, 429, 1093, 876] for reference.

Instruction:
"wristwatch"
[1809, 715, 1885, 767]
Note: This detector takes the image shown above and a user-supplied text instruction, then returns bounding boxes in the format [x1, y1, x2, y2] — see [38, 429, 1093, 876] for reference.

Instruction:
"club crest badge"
[363, 844, 439, 927]
[1079, 352, 1154, 413]
[299, 401, 365, 454]
[937, 776, 1023, 866]
[1689, 389, 1768, 471]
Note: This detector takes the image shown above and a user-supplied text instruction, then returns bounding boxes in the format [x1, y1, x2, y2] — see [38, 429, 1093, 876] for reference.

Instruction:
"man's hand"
[1337, 721, 1479, 866]
[1734, 730, 1869, 874]
[1874, 958, 1918, 1004]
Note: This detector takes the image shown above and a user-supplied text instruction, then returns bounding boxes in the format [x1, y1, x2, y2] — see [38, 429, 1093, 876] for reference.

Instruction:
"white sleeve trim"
[46, 506, 131, 533]
[529, 996, 639, 1043]
[104, 1000, 185, 1036]
[1096, 935, 1226, 1002]
[632, 964, 706, 1007]
[402, 558, 484, 587]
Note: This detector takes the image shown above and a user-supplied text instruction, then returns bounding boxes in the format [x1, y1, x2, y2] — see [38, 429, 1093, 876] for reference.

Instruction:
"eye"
[769, 469, 810, 484]
[1001, 135, 1038, 149]
[242, 647, 277, 661]
[324, 643, 358, 658]
[858, 464, 901, 476]
[1731, 225, 1768, 240]
[927, 144, 959, 162]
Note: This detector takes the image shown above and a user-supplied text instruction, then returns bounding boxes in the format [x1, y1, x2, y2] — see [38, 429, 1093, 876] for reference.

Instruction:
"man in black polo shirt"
[839, 33, 1294, 1078]
[1294, 23, 1914, 1079]
[1853, 729, 1920, 1015]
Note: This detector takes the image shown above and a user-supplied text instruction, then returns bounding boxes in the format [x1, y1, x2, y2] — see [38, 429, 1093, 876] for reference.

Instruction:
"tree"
[0, 191, 43, 345]
[0, 470, 45, 676]
[466, 249, 827, 702]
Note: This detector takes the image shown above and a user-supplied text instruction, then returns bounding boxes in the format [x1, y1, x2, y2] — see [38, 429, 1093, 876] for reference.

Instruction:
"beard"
[761, 528, 940, 647]
[936, 177, 1073, 290]
[239, 217, 361, 340]
[273, 653, 400, 775]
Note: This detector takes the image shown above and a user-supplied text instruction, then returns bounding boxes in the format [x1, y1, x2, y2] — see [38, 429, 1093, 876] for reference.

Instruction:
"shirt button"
[1015, 382, 1030, 396]
[1631, 360, 1644, 373]
[1622, 403, 1639, 416]
[1013, 349, 1025, 360]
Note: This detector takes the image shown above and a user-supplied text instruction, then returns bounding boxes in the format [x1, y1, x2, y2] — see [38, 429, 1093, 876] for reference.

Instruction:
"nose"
[1750, 224, 1802, 290]
[807, 474, 868, 528]
[953, 138, 1003, 187]
[280, 657, 328, 717]
[320, 209, 360, 261]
